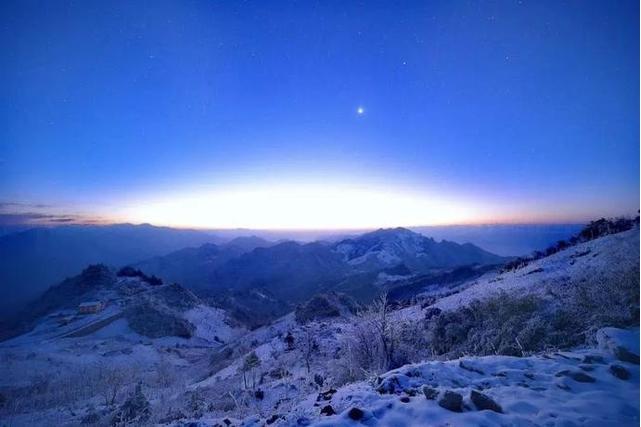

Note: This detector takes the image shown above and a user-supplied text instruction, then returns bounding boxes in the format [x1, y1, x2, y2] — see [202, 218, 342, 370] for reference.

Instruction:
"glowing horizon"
[117, 186, 479, 230]
[39, 181, 631, 230]
[2, 178, 637, 230]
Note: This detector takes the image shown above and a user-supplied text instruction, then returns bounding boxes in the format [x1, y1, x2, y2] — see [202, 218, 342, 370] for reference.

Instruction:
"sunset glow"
[119, 185, 485, 230]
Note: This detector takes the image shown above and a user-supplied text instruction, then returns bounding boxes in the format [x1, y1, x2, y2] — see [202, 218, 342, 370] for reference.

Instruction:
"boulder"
[376, 374, 410, 394]
[422, 386, 439, 400]
[470, 390, 503, 413]
[265, 414, 281, 425]
[320, 405, 335, 416]
[347, 407, 364, 421]
[438, 391, 463, 412]
[596, 328, 640, 365]
[317, 388, 336, 401]
[582, 354, 606, 364]
[555, 370, 596, 383]
[609, 364, 631, 380]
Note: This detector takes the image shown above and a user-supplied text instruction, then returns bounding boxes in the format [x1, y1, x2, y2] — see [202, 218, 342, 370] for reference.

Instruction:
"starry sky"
[0, 0, 638, 229]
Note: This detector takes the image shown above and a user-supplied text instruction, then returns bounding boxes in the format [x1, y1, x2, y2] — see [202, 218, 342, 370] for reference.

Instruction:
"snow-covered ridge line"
[432, 227, 639, 311]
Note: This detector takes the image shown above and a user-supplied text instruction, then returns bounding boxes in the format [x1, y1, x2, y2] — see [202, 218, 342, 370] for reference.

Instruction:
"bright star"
[357, 106, 365, 115]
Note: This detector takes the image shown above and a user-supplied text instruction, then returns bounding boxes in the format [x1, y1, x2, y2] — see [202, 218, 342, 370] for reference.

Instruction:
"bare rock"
[459, 361, 485, 375]
[596, 328, 640, 365]
[266, 414, 281, 425]
[376, 374, 410, 394]
[316, 388, 336, 401]
[609, 364, 631, 380]
[582, 354, 606, 364]
[470, 390, 503, 413]
[438, 391, 463, 412]
[320, 405, 335, 416]
[422, 386, 439, 400]
[555, 370, 596, 383]
[347, 407, 364, 420]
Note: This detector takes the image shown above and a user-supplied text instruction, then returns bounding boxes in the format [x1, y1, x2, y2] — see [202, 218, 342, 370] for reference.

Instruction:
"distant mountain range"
[0, 224, 219, 316]
[134, 236, 274, 290]
[0, 222, 582, 324]
[133, 227, 507, 327]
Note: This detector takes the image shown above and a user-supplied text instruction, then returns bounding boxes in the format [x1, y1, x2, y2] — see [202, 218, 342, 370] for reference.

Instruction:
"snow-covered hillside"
[433, 227, 639, 311]
[0, 226, 637, 426]
[303, 327, 639, 427]
[0, 269, 246, 426]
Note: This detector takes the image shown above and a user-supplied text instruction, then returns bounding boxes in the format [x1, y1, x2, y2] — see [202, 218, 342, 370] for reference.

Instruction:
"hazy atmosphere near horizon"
[0, 1, 639, 427]
[1, 0, 639, 229]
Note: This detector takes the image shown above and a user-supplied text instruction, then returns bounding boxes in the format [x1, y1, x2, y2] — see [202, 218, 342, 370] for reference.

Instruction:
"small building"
[78, 301, 104, 314]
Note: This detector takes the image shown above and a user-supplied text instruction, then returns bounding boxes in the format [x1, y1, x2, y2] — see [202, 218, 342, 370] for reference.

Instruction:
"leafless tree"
[96, 362, 130, 406]
[300, 325, 317, 375]
[238, 351, 261, 390]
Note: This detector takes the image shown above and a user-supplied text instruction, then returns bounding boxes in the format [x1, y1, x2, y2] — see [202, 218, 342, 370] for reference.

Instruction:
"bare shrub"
[340, 293, 408, 380]
[300, 326, 317, 375]
[155, 356, 176, 388]
[96, 362, 131, 406]
[557, 268, 640, 342]
[427, 266, 640, 358]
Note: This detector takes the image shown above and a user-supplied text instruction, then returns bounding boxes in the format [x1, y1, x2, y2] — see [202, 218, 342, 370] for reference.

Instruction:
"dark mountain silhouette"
[0, 224, 218, 317]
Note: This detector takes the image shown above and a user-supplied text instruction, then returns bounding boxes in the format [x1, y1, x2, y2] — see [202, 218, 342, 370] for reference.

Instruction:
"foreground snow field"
[244, 328, 639, 427]
[306, 331, 639, 427]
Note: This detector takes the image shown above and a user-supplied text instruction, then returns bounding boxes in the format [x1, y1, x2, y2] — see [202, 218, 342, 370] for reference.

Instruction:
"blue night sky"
[0, 1, 639, 229]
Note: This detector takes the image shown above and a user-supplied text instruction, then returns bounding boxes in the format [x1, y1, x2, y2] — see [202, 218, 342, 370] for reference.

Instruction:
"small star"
[357, 106, 365, 115]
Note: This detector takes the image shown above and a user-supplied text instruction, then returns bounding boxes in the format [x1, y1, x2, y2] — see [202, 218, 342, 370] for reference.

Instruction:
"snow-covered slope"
[302, 328, 639, 427]
[433, 227, 639, 311]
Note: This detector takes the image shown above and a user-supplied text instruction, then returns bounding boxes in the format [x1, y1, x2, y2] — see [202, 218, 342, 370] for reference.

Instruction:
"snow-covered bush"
[557, 268, 640, 341]
[427, 266, 639, 358]
[337, 293, 428, 382]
